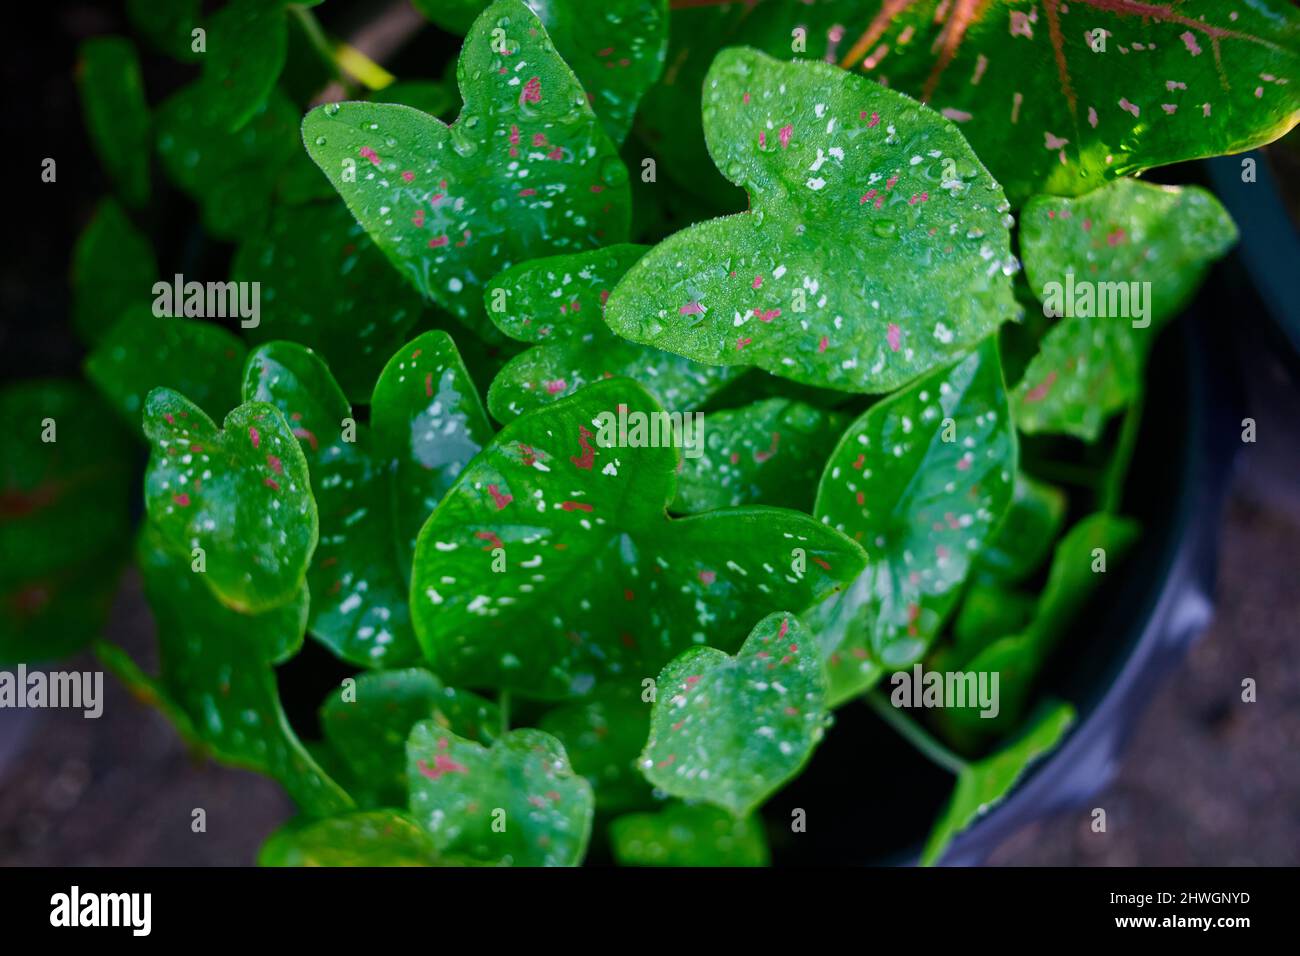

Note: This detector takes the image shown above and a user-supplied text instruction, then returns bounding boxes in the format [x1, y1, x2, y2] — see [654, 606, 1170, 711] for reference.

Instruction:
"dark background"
[1, 1, 1297, 866]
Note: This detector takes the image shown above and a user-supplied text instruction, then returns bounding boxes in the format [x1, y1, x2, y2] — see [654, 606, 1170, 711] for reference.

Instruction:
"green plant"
[4, 0, 1294, 866]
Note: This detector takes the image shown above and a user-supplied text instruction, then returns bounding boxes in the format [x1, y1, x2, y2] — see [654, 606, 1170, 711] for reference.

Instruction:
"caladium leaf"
[137, 526, 352, 817]
[406, 722, 594, 866]
[538, 685, 652, 812]
[413, 0, 669, 144]
[610, 802, 770, 867]
[127, 0, 201, 61]
[638, 1, 1300, 205]
[156, 83, 300, 240]
[810, 338, 1017, 706]
[143, 387, 318, 614]
[605, 47, 1020, 394]
[671, 398, 847, 514]
[640, 611, 827, 816]
[1, 381, 134, 664]
[301, 0, 632, 338]
[86, 311, 247, 433]
[71, 198, 157, 344]
[369, 330, 496, 571]
[921, 701, 1074, 866]
[320, 668, 499, 807]
[77, 37, 151, 208]
[484, 244, 740, 419]
[232, 199, 426, 402]
[972, 473, 1066, 584]
[260, 810, 440, 866]
[199, 0, 289, 132]
[410, 377, 867, 700]
[1014, 179, 1237, 440]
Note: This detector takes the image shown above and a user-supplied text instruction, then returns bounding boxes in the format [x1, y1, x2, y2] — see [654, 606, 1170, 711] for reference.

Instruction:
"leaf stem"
[1099, 392, 1144, 513]
[288, 4, 394, 91]
[865, 691, 968, 776]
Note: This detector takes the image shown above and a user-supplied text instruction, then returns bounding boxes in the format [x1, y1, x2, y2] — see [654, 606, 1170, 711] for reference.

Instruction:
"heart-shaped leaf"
[671, 398, 847, 514]
[71, 199, 157, 344]
[640, 611, 827, 816]
[484, 244, 741, 419]
[410, 377, 866, 699]
[810, 338, 1017, 706]
[156, 83, 300, 240]
[1, 381, 134, 664]
[77, 37, 151, 208]
[321, 668, 499, 806]
[606, 47, 1020, 393]
[86, 311, 247, 433]
[538, 686, 652, 812]
[413, 0, 669, 145]
[1014, 179, 1237, 440]
[921, 701, 1074, 866]
[199, 0, 289, 131]
[260, 810, 440, 866]
[610, 802, 770, 866]
[972, 473, 1066, 584]
[143, 387, 318, 613]
[406, 722, 594, 866]
[137, 526, 352, 816]
[637, 1, 1300, 205]
[301, 0, 632, 338]
[232, 199, 427, 402]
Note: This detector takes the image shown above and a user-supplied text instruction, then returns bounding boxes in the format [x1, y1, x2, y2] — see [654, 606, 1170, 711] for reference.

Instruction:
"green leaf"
[406, 723, 594, 866]
[301, 0, 631, 337]
[638, 1, 1300, 205]
[320, 668, 499, 807]
[370, 331, 496, 571]
[641, 611, 827, 816]
[138, 526, 352, 816]
[950, 582, 1036, 658]
[610, 802, 770, 866]
[199, 0, 289, 132]
[413, 0, 669, 144]
[156, 84, 300, 240]
[85, 311, 247, 433]
[374, 80, 458, 119]
[71, 198, 157, 344]
[484, 244, 740, 419]
[1, 381, 134, 664]
[921, 701, 1074, 866]
[143, 387, 318, 614]
[672, 398, 847, 514]
[810, 338, 1017, 706]
[940, 513, 1139, 744]
[605, 47, 1019, 393]
[410, 377, 866, 699]
[232, 199, 426, 402]
[538, 686, 651, 812]
[259, 810, 440, 866]
[973, 473, 1066, 584]
[127, 0, 201, 61]
[1014, 179, 1238, 440]
[77, 37, 151, 208]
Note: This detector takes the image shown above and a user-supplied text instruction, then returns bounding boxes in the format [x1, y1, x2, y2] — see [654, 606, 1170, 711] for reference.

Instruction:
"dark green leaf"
[810, 338, 1016, 705]
[1014, 179, 1237, 440]
[605, 47, 1020, 393]
[974, 473, 1066, 584]
[410, 377, 867, 699]
[200, 0, 289, 131]
[921, 701, 1074, 866]
[143, 387, 318, 613]
[374, 80, 458, 119]
[641, 611, 827, 815]
[610, 802, 770, 866]
[86, 311, 247, 433]
[127, 0, 201, 61]
[406, 723, 594, 866]
[77, 37, 151, 208]
[301, 0, 631, 338]
[259, 810, 440, 866]
[671, 398, 846, 514]
[71, 198, 157, 344]
[539, 686, 652, 812]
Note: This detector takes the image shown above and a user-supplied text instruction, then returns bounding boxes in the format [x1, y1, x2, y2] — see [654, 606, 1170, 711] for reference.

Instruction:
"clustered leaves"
[4, 0, 1284, 866]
